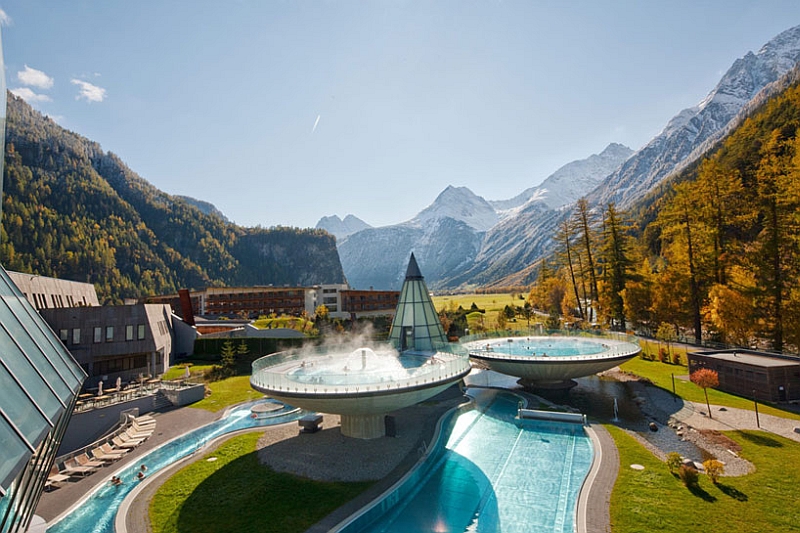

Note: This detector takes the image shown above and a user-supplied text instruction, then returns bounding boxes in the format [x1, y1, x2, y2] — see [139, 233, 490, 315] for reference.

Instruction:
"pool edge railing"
[518, 408, 587, 425]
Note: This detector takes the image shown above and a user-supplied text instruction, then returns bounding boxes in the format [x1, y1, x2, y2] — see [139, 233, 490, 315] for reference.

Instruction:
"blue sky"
[2, 2, 800, 229]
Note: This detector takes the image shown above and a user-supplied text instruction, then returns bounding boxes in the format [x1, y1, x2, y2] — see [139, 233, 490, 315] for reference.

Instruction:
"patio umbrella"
[116, 376, 122, 391]
[184, 365, 190, 379]
[97, 380, 103, 396]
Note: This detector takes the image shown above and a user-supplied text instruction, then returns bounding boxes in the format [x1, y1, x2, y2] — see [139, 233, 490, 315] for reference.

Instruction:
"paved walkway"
[623, 370, 800, 443]
[35, 406, 218, 524]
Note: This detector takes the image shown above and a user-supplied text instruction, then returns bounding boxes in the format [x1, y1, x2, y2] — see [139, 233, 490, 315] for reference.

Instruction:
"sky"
[2, 2, 800, 230]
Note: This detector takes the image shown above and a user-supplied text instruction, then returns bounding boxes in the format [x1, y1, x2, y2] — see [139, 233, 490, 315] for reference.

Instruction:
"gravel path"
[602, 368, 800, 476]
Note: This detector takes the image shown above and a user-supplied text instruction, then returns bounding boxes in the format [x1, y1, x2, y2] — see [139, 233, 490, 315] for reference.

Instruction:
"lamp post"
[753, 389, 760, 428]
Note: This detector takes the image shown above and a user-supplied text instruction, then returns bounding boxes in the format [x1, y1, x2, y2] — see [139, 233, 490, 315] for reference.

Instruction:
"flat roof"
[694, 351, 800, 368]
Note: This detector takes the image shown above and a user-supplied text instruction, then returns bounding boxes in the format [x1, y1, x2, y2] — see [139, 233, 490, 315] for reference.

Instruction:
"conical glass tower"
[388, 253, 447, 353]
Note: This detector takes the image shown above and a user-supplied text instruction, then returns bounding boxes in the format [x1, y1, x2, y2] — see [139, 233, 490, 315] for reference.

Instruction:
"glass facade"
[388, 254, 448, 353]
[0, 29, 86, 533]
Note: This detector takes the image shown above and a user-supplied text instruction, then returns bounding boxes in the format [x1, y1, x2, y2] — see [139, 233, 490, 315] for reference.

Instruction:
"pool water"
[476, 337, 607, 357]
[345, 389, 594, 533]
[286, 348, 436, 386]
[46, 400, 303, 533]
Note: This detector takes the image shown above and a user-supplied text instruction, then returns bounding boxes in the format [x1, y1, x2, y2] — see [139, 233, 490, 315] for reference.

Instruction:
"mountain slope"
[457, 24, 800, 289]
[315, 214, 372, 240]
[337, 145, 631, 290]
[590, 24, 800, 209]
[490, 143, 633, 212]
[1, 93, 345, 302]
[337, 188, 487, 289]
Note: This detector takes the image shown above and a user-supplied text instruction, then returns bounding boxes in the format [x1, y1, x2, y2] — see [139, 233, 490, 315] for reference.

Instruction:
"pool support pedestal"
[340, 414, 385, 439]
[519, 378, 578, 390]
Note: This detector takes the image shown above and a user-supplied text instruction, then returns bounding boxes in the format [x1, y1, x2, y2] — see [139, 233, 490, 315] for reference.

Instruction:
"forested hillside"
[0, 93, 345, 303]
[530, 76, 800, 353]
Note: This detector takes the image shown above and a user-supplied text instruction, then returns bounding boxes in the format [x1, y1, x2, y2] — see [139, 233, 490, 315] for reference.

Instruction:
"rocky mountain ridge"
[335, 143, 631, 289]
[332, 24, 800, 291]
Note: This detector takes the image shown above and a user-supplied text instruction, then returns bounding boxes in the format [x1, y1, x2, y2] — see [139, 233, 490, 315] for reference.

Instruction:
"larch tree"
[556, 218, 584, 320]
[657, 181, 709, 345]
[750, 130, 798, 351]
[600, 203, 632, 331]
[574, 198, 599, 322]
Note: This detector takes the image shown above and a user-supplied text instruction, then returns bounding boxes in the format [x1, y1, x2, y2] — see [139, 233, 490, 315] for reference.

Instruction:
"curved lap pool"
[46, 400, 303, 533]
[337, 389, 594, 533]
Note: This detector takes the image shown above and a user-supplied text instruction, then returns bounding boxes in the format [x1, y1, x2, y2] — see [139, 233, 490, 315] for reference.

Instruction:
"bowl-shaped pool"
[464, 336, 640, 386]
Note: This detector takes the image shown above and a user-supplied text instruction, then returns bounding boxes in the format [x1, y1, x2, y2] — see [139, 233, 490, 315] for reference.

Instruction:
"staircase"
[151, 390, 173, 411]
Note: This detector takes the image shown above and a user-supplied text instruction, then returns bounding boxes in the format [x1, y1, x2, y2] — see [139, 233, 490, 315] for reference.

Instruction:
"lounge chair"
[92, 445, 126, 461]
[126, 426, 153, 439]
[60, 458, 96, 477]
[111, 436, 139, 449]
[45, 465, 71, 490]
[132, 420, 155, 433]
[101, 442, 129, 456]
[76, 452, 107, 468]
[123, 428, 151, 442]
[135, 415, 156, 425]
[116, 432, 145, 446]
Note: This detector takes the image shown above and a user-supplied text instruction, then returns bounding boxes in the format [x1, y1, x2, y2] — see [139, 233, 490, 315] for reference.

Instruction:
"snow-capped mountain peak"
[490, 142, 633, 213]
[591, 24, 800, 209]
[412, 185, 498, 232]
[315, 214, 372, 240]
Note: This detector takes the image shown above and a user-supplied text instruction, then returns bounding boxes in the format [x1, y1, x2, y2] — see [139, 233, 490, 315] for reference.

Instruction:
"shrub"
[678, 464, 699, 487]
[671, 352, 681, 365]
[703, 459, 725, 484]
[658, 347, 669, 363]
[666, 452, 683, 474]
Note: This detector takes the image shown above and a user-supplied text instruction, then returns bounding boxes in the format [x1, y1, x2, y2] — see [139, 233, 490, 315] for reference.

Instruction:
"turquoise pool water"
[342, 389, 594, 533]
[46, 400, 302, 533]
[471, 337, 607, 357]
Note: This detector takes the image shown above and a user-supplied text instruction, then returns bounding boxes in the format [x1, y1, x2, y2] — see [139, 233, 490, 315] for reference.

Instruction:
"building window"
[72, 328, 80, 345]
[138, 324, 146, 340]
[59, 329, 69, 343]
[105, 326, 114, 342]
[126, 325, 134, 341]
[94, 327, 102, 343]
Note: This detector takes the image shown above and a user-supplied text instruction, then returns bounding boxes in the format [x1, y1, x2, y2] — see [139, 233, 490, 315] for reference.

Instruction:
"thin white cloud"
[0, 9, 11, 26]
[18, 65, 54, 90]
[312, 114, 321, 133]
[9, 87, 52, 103]
[71, 79, 106, 102]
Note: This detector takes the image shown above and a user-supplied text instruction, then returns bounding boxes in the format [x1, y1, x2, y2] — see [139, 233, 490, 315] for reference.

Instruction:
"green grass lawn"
[162, 362, 215, 381]
[608, 425, 800, 533]
[620, 356, 800, 420]
[190, 375, 264, 412]
[150, 432, 372, 533]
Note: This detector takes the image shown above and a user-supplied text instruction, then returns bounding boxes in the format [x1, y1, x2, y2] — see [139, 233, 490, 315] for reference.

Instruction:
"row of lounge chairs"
[45, 415, 156, 491]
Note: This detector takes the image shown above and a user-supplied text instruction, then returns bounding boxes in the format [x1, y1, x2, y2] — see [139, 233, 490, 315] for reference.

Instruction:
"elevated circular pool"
[464, 335, 641, 387]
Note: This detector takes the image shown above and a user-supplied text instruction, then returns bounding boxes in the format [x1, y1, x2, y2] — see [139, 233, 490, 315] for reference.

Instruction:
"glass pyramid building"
[0, 30, 86, 533]
[387, 253, 448, 353]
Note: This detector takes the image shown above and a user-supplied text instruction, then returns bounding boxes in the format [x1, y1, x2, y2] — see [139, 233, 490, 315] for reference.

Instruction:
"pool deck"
[38, 381, 622, 533]
[35, 406, 218, 524]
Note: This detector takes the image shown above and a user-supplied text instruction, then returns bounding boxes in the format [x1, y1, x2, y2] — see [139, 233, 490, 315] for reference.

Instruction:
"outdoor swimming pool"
[338, 388, 594, 533]
[46, 400, 302, 533]
[469, 337, 608, 357]
[47, 390, 594, 533]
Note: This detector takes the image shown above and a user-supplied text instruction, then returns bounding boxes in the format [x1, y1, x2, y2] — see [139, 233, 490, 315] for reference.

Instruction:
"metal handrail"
[251, 347, 470, 395]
